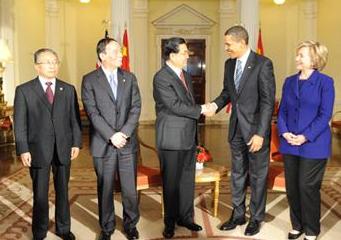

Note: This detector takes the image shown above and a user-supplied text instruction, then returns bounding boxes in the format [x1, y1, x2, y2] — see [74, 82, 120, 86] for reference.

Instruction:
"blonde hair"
[296, 41, 328, 71]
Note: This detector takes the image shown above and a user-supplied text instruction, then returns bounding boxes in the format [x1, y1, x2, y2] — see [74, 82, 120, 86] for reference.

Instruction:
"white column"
[298, 0, 317, 41]
[240, 0, 259, 50]
[219, 0, 238, 75]
[45, 0, 63, 56]
[212, 0, 238, 122]
[131, 0, 149, 121]
[111, 0, 130, 43]
[0, 0, 16, 103]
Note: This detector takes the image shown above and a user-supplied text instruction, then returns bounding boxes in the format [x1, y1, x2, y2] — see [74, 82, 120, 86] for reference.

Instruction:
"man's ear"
[34, 64, 39, 72]
[99, 52, 105, 62]
[169, 52, 175, 61]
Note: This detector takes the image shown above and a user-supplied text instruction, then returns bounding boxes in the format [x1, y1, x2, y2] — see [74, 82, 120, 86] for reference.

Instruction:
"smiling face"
[34, 51, 59, 80]
[295, 46, 313, 71]
[224, 34, 247, 59]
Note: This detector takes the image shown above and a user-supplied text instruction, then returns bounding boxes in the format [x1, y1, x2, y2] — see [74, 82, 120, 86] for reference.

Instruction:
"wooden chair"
[331, 111, 341, 135]
[136, 135, 162, 191]
[267, 123, 286, 192]
[0, 110, 15, 147]
[112, 135, 162, 193]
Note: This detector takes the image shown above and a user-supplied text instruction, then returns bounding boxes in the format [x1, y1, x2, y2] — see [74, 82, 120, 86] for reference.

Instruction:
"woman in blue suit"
[278, 41, 335, 240]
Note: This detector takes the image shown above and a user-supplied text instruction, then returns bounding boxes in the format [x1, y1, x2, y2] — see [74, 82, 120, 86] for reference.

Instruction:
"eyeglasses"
[36, 61, 60, 66]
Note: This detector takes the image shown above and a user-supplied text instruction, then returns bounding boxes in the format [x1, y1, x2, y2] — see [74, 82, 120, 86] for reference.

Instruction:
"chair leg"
[213, 180, 220, 217]
[160, 190, 164, 216]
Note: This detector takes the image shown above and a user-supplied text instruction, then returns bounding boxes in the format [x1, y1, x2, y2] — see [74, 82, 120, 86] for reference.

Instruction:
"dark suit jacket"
[277, 70, 334, 159]
[81, 67, 141, 157]
[14, 78, 82, 167]
[214, 51, 276, 142]
[153, 65, 201, 150]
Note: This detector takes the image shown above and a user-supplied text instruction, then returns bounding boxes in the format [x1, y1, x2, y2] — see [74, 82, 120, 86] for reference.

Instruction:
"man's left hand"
[71, 147, 80, 160]
[247, 134, 264, 153]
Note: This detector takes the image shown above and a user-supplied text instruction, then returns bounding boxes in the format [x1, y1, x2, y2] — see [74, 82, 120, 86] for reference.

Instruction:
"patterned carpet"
[0, 166, 340, 240]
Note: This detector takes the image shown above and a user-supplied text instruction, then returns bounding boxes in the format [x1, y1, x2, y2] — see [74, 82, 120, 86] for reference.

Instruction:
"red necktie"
[45, 82, 54, 104]
[179, 71, 189, 91]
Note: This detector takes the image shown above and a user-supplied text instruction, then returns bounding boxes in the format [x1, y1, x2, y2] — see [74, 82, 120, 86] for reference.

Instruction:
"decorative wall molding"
[152, 4, 216, 30]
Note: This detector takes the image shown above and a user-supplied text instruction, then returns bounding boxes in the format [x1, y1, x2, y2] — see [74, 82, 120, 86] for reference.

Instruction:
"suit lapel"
[291, 74, 299, 98]
[52, 80, 65, 115]
[165, 65, 193, 103]
[298, 70, 319, 99]
[97, 68, 116, 104]
[229, 60, 238, 97]
[237, 51, 256, 96]
[183, 71, 195, 103]
[116, 68, 125, 107]
[31, 78, 52, 112]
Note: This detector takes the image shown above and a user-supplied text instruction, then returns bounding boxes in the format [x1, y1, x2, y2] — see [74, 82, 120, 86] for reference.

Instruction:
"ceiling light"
[273, 0, 285, 5]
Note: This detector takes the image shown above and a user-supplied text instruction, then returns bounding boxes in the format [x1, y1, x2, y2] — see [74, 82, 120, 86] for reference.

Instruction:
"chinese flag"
[121, 29, 130, 72]
[257, 28, 264, 55]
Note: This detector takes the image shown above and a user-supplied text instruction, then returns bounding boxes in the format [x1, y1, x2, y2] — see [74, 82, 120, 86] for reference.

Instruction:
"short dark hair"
[96, 37, 117, 62]
[225, 25, 249, 45]
[163, 37, 186, 60]
[34, 48, 58, 64]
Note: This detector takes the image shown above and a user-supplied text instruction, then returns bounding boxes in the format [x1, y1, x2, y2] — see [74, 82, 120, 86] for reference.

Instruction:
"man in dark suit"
[206, 26, 275, 236]
[81, 38, 141, 240]
[153, 37, 209, 239]
[14, 48, 82, 240]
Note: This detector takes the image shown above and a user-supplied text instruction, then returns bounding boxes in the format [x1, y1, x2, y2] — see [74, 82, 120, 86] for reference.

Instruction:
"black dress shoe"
[303, 237, 317, 240]
[125, 227, 139, 240]
[177, 221, 202, 231]
[57, 232, 76, 240]
[288, 230, 303, 239]
[98, 231, 112, 240]
[162, 226, 175, 239]
[219, 217, 247, 231]
[244, 220, 260, 236]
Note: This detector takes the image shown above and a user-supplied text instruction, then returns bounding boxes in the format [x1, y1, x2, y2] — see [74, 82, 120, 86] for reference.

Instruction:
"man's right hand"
[110, 132, 128, 149]
[202, 102, 218, 117]
[20, 152, 32, 167]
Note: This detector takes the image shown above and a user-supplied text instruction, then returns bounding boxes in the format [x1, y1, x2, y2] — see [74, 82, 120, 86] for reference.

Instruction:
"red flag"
[121, 29, 130, 72]
[257, 28, 264, 55]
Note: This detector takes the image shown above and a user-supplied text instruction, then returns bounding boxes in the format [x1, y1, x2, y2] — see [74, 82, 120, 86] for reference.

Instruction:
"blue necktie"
[234, 60, 242, 91]
[109, 73, 117, 99]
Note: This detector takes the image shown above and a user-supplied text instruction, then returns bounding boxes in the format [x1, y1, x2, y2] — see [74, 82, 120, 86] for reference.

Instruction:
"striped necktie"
[234, 60, 242, 91]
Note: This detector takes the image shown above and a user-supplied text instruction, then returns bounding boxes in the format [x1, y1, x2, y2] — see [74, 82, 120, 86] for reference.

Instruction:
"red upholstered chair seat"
[136, 165, 161, 190]
[267, 123, 285, 191]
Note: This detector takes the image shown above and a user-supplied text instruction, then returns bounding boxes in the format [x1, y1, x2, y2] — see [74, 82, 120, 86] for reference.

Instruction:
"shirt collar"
[38, 76, 56, 86]
[101, 66, 118, 81]
[237, 48, 251, 65]
[166, 61, 183, 77]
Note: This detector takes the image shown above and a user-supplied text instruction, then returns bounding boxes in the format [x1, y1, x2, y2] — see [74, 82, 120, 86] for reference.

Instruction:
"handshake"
[201, 102, 218, 117]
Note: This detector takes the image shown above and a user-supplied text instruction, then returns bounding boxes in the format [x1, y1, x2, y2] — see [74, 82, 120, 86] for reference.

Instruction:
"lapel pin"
[123, 79, 126, 83]
[59, 87, 63, 91]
